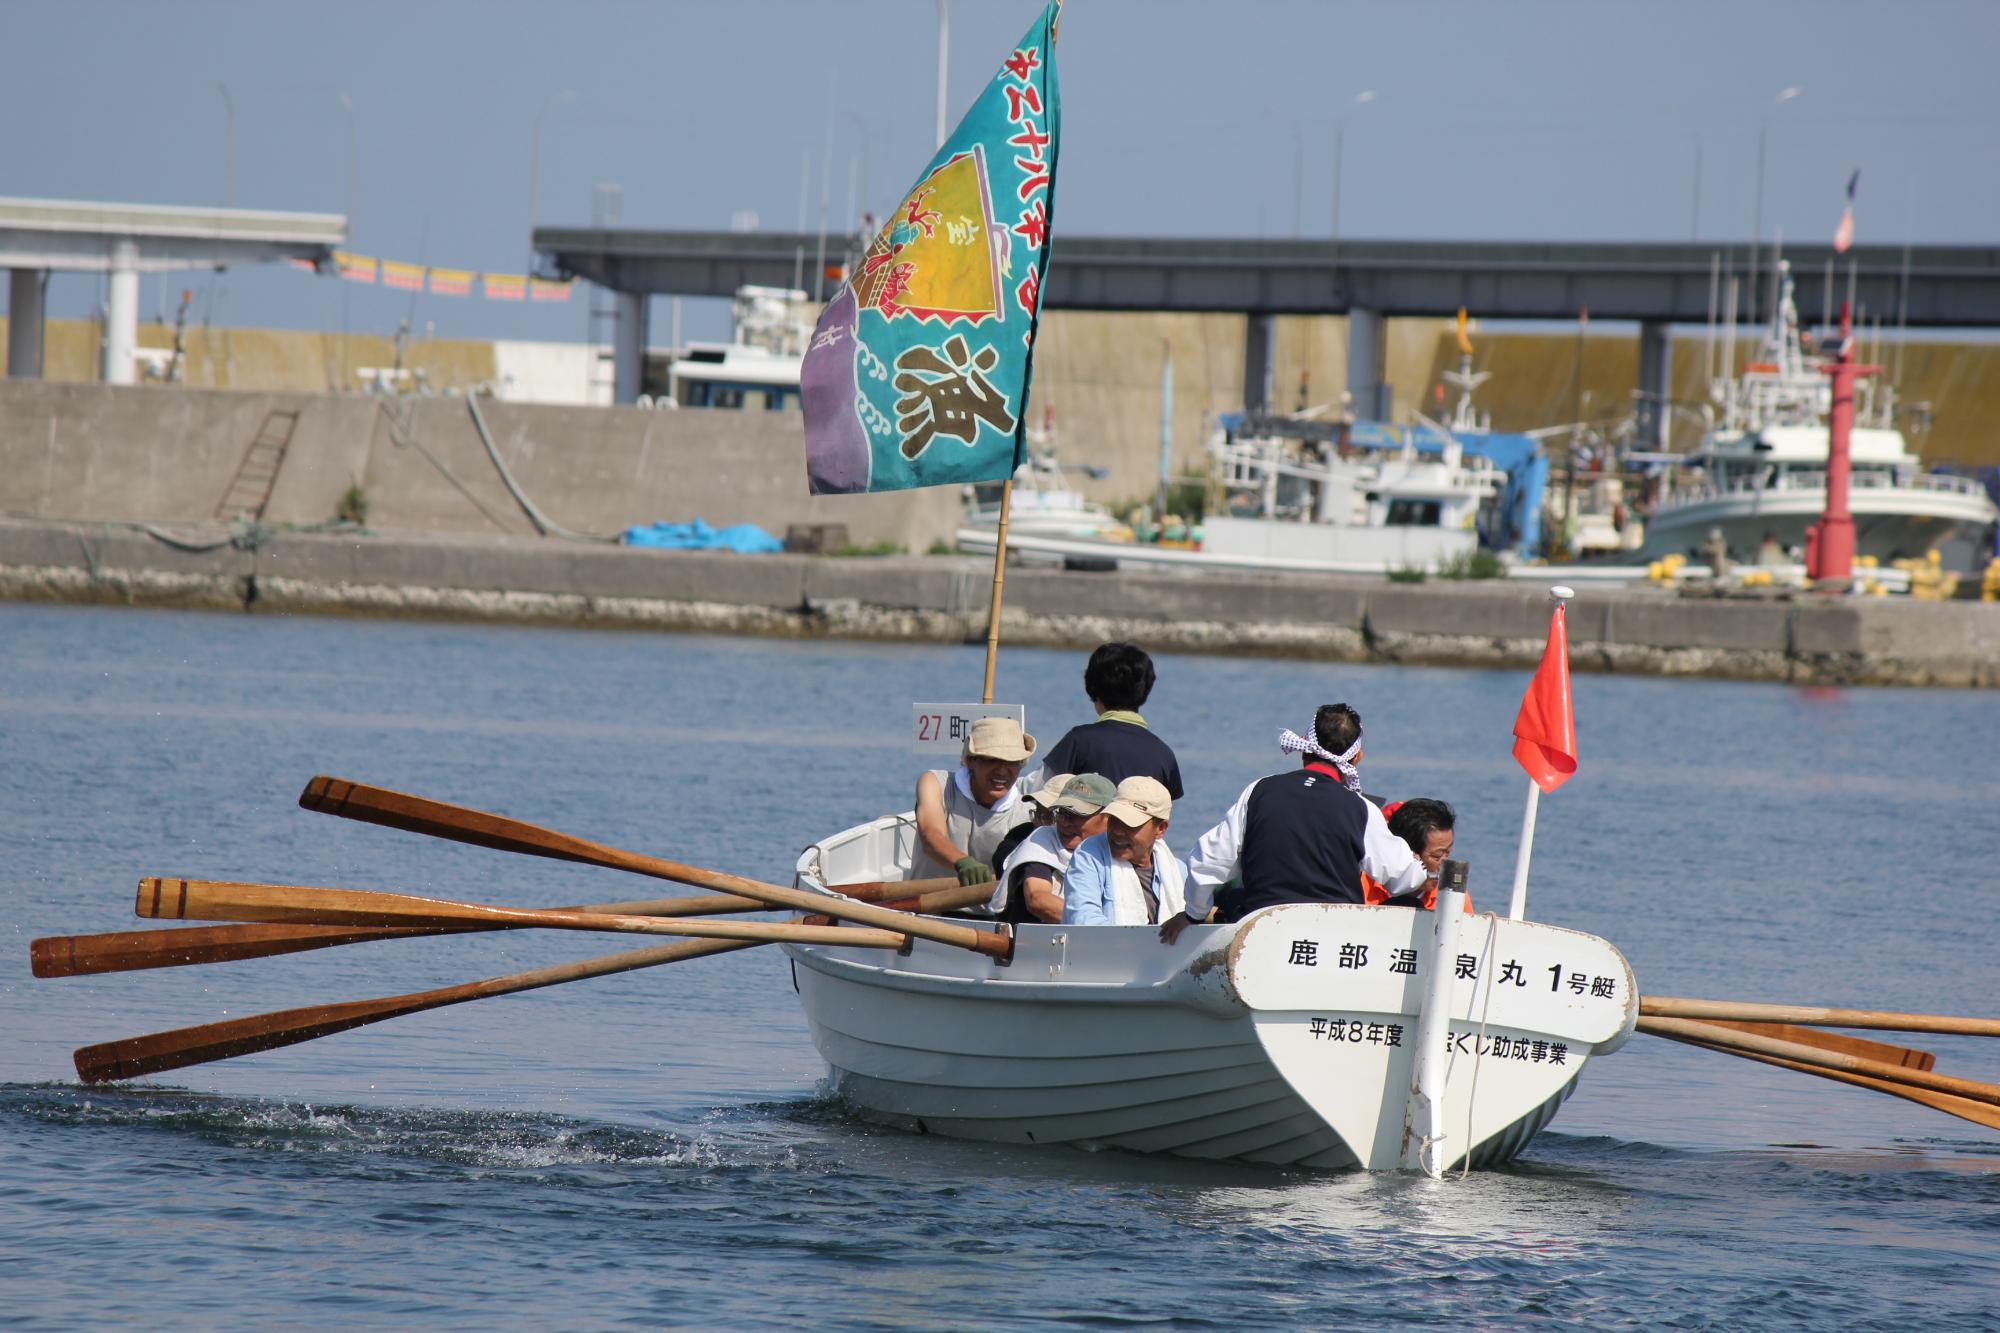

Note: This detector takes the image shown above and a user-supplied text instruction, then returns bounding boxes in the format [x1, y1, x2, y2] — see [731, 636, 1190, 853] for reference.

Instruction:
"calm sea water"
[2, 603, 1995, 1329]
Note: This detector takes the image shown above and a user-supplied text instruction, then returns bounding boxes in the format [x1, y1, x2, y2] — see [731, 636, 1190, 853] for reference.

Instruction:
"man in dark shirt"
[1036, 641, 1185, 799]
[1158, 703, 1425, 943]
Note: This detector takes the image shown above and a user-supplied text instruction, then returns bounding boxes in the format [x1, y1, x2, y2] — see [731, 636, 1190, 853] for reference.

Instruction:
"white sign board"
[911, 702, 1027, 755]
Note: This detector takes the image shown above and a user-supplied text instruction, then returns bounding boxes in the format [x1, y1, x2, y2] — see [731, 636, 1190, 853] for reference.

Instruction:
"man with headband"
[1159, 703, 1428, 944]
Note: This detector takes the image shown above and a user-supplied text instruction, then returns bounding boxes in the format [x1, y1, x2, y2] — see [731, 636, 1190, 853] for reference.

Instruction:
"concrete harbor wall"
[1, 517, 1991, 688]
[0, 379, 956, 554]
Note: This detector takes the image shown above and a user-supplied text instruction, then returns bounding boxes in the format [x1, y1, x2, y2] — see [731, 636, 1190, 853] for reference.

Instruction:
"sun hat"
[1100, 776, 1172, 827]
[964, 716, 1036, 762]
[1050, 772, 1117, 815]
[1025, 772, 1077, 808]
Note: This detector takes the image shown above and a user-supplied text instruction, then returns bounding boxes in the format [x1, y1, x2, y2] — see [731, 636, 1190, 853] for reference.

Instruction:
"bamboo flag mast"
[981, 479, 1014, 704]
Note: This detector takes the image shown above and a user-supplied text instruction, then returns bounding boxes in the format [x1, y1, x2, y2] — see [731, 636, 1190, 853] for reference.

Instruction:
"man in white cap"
[912, 717, 1038, 887]
[994, 772, 1115, 922]
[1159, 702, 1426, 944]
[1060, 776, 1190, 926]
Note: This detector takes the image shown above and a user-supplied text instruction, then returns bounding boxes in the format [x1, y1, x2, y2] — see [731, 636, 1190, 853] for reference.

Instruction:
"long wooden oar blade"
[75, 936, 757, 1084]
[1650, 1032, 2000, 1134]
[32, 922, 451, 978]
[1637, 1016, 2000, 1109]
[132, 876, 910, 950]
[1642, 994, 2000, 1040]
[35, 888, 772, 979]
[298, 776, 1012, 960]
[1701, 1019, 1936, 1073]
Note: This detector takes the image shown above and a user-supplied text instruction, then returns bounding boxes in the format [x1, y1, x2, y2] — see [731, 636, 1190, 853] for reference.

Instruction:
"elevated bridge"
[2, 197, 344, 384]
[537, 227, 2000, 440]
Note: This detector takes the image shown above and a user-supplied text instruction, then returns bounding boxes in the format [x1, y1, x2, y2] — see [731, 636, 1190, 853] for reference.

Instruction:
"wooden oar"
[73, 936, 758, 1084]
[297, 775, 1013, 960]
[133, 877, 915, 950]
[31, 875, 961, 979]
[33, 891, 763, 978]
[1647, 1028, 2000, 1134]
[1642, 994, 2000, 1039]
[1700, 1020, 1935, 1072]
[74, 879, 1002, 1084]
[1636, 1016, 2000, 1109]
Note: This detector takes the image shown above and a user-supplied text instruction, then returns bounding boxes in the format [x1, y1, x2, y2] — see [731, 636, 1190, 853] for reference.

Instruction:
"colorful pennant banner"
[308, 253, 574, 304]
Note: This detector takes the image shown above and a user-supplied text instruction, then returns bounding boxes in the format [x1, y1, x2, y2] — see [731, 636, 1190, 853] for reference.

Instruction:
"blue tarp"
[622, 518, 784, 553]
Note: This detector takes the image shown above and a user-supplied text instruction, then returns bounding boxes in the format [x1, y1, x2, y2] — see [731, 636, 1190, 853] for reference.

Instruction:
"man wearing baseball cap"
[912, 717, 1038, 887]
[1060, 776, 1191, 927]
[993, 772, 1115, 922]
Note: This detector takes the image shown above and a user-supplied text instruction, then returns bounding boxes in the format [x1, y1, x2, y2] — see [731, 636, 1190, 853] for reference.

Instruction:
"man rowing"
[994, 772, 1115, 922]
[911, 717, 1038, 887]
[1158, 703, 1427, 944]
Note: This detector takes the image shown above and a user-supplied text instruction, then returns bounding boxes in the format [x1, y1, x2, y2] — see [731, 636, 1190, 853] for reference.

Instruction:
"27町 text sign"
[911, 703, 1026, 754]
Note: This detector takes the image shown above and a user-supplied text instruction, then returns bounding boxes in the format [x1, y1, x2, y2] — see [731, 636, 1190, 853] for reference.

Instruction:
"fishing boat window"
[1385, 498, 1443, 527]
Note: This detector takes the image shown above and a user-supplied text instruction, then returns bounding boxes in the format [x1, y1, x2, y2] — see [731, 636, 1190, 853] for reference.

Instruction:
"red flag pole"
[1508, 585, 1575, 920]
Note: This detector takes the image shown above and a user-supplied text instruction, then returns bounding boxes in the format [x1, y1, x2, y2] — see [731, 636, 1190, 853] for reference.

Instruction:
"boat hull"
[1642, 484, 1997, 563]
[786, 890, 1634, 1173]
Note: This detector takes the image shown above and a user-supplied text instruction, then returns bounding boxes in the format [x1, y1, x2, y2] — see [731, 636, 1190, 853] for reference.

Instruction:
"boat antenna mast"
[1439, 308, 1492, 434]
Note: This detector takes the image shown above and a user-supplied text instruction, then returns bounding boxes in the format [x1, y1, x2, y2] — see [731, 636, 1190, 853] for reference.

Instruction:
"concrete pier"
[0, 517, 1990, 688]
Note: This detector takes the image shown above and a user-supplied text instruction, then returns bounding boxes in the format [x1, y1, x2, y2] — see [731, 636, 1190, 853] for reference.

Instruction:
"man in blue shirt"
[1061, 777, 1191, 926]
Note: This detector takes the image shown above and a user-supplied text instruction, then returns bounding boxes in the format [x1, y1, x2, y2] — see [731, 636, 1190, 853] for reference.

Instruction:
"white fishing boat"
[1641, 262, 1996, 563]
[963, 420, 1133, 545]
[786, 814, 1636, 1173]
[957, 418, 1509, 575]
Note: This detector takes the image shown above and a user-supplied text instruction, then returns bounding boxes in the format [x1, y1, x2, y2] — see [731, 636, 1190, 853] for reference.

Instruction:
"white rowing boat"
[789, 813, 1636, 1173]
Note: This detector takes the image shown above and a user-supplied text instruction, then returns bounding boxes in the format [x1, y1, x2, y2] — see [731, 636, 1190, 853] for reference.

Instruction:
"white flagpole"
[1506, 779, 1541, 922]
[1507, 585, 1573, 921]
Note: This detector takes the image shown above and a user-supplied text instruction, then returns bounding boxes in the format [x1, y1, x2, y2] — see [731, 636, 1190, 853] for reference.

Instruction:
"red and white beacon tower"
[1804, 302, 1880, 589]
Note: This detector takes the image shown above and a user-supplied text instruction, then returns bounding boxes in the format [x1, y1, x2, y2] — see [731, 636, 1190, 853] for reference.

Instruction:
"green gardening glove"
[955, 856, 996, 887]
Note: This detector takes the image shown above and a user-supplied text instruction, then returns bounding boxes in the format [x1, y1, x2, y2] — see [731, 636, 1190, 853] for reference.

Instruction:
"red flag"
[1512, 603, 1577, 792]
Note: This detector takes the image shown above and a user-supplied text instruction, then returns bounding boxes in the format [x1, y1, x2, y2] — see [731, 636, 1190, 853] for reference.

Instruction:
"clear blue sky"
[7, 0, 1995, 343]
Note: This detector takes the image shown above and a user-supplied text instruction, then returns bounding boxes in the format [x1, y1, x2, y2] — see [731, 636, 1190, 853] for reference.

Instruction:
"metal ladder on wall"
[213, 407, 300, 521]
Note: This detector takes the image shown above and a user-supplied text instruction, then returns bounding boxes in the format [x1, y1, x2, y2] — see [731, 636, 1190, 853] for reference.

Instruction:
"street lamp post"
[215, 82, 236, 208]
[528, 90, 579, 277]
[934, 0, 950, 150]
[1749, 86, 1803, 325]
[1330, 90, 1377, 255]
[336, 90, 357, 237]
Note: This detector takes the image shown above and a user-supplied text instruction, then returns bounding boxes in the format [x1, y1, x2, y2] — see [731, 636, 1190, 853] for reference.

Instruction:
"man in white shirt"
[1061, 777, 1191, 926]
[1159, 704, 1428, 944]
[994, 772, 1114, 922]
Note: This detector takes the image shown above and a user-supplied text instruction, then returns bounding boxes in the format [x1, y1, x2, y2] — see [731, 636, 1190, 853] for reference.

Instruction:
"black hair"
[1388, 798, 1456, 856]
[1313, 703, 1362, 756]
[1083, 642, 1155, 711]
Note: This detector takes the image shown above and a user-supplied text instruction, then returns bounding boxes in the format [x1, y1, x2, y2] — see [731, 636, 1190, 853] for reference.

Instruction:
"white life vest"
[910, 767, 1030, 880]
[991, 823, 1073, 914]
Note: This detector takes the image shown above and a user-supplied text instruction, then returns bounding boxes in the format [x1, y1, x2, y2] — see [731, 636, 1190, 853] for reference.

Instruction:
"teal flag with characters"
[802, 1, 1062, 495]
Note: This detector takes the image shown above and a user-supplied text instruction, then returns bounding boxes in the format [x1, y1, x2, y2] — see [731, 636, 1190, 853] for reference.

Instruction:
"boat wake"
[0, 1082, 822, 1176]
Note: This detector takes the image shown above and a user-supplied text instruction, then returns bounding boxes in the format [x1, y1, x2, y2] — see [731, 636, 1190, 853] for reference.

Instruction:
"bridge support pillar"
[1242, 312, 1275, 414]
[101, 239, 139, 385]
[7, 267, 47, 378]
[1637, 319, 1672, 449]
[613, 288, 649, 405]
[1347, 306, 1389, 421]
